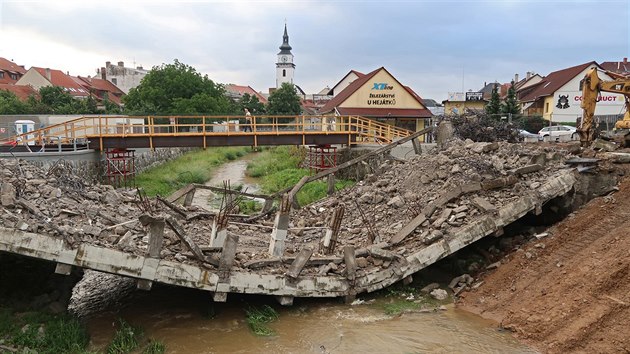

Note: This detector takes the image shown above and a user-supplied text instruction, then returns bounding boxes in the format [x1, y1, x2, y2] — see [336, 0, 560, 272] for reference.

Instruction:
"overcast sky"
[1, 0, 629, 101]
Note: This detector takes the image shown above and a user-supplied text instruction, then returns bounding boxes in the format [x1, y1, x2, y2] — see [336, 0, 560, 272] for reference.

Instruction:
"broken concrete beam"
[286, 247, 313, 279]
[289, 175, 310, 209]
[423, 230, 444, 245]
[433, 186, 462, 207]
[183, 188, 196, 207]
[343, 246, 357, 281]
[164, 216, 206, 262]
[166, 183, 195, 203]
[210, 218, 227, 248]
[218, 234, 239, 281]
[327, 174, 335, 196]
[139, 215, 165, 259]
[322, 206, 344, 255]
[481, 175, 518, 190]
[460, 182, 482, 194]
[432, 208, 453, 228]
[269, 202, 290, 257]
[592, 138, 618, 152]
[368, 247, 396, 261]
[0, 183, 16, 207]
[513, 164, 543, 176]
[472, 197, 496, 213]
[389, 213, 427, 245]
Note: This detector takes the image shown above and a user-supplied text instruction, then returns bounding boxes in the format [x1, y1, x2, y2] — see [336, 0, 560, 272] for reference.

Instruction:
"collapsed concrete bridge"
[0, 139, 610, 305]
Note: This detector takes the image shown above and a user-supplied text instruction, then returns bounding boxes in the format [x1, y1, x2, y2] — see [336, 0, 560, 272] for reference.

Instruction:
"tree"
[485, 83, 501, 116]
[0, 90, 30, 114]
[123, 59, 231, 117]
[266, 82, 302, 116]
[501, 81, 521, 115]
[239, 93, 266, 115]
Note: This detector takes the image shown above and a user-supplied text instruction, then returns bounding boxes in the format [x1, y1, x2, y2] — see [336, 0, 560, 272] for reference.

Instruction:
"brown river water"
[83, 154, 536, 353]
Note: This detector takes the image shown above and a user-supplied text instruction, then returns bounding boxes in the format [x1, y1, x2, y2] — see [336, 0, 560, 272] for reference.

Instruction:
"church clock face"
[282, 56, 288, 63]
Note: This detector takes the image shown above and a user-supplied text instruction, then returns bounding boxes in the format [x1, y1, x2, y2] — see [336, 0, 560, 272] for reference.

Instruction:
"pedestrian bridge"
[0, 115, 413, 152]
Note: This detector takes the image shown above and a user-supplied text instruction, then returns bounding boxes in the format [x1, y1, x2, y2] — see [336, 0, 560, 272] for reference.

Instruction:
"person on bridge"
[243, 108, 253, 132]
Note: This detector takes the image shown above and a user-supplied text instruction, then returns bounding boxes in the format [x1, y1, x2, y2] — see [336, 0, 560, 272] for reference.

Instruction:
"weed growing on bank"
[0, 307, 91, 354]
[134, 147, 249, 196]
[245, 305, 279, 336]
[142, 340, 166, 354]
[246, 146, 354, 205]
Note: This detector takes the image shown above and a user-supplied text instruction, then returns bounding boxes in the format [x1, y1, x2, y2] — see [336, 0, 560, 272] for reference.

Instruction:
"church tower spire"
[276, 23, 295, 88]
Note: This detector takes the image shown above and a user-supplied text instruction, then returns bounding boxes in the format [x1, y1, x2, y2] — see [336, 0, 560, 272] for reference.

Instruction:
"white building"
[97, 61, 149, 94]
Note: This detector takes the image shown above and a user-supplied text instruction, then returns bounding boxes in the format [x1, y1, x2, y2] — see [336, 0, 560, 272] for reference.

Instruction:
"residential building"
[0, 57, 27, 84]
[327, 70, 364, 97]
[75, 76, 125, 107]
[225, 84, 268, 104]
[97, 61, 149, 94]
[0, 84, 37, 101]
[519, 61, 626, 123]
[442, 91, 487, 115]
[600, 58, 630, 76]
[16, 67, 90, 98]
[320, 67, 432, 132]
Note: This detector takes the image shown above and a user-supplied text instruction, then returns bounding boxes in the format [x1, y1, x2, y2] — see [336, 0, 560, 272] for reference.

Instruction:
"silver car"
[538, 125, 577, 141]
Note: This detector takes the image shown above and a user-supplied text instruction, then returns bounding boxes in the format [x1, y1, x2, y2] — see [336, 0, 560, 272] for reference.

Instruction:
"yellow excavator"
[578, 67, 630, 147]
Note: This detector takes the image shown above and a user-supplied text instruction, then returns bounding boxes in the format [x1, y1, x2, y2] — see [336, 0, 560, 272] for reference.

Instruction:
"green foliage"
[142, 340, 166, 354]
[107, 319, 142, 354]
[123, 59, 232, 116]
[239, 199, 262, 215]
[1, 309, 90, 354]
[513, 115, 546, 134]
[245, 146, 302, 178]
[0, 90, 31, 114]
[266, 82, 302, 115]
[240, 93, 266, 115]
[245, 305, 279, 336]
[501, 81, 520, 115]
[485, 83, 501, 115]
[382, 301, 421, 316]
[134, 147, 249, 196]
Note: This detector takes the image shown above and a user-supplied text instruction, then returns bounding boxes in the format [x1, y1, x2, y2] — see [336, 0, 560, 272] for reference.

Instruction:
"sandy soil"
[459, 175, 630, 354]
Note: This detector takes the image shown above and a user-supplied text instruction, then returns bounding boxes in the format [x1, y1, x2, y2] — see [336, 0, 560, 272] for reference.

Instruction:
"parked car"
[538, 125, 577, 141]
[518, 129, 539, 141]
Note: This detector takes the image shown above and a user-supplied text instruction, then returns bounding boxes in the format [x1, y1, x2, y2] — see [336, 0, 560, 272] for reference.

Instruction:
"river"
[82, 153, 536, 353]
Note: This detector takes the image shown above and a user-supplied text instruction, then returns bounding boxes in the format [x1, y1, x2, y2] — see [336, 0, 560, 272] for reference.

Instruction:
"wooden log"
[286, 247, 314, 279]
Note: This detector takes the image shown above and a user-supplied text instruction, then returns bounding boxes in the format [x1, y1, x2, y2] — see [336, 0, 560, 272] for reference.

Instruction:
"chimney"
[514, 73, 519, 83]
[106, 61, 111, 68]
[100, 67, 106, 80]
[45, 68, 51, 81]
[624, 57, 628, 64]
[117, 61, 124, 67]
[526, 71, 531, 80]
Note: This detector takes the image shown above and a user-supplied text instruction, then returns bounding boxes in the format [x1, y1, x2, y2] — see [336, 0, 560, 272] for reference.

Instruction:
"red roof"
[519, 61, 598, 102]
[321, 68, 381, 112]
[0, 84, 38, 101]
[0, 57, 27, 84]
[321, 67, 431, 118]
[33, 67, 89, 97]
[225, 84, 267, 104]
[74, 76, 124, 105]
[337, 107, 432, 118]
[600, 60, 630, 74]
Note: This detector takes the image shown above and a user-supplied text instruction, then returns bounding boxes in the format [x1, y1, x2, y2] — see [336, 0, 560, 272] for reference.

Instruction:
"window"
[112, 78, 117, 85]
[0, 72, 4, 79]
[283, 69, 286, 77]
[545, 102, 549, 113]
[10, 73, 17, 80]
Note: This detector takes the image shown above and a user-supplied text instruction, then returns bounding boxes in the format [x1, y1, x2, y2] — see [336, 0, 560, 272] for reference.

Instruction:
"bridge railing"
[1, 115, 413, 148]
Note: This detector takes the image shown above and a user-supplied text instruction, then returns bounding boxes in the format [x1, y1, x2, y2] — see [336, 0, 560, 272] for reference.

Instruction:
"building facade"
[276, 25, 295, 88]
[97, 61, 148, 94]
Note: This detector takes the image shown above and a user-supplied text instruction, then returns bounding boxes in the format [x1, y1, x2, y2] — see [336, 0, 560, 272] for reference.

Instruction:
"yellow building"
[442, 91, 487, 115]
[320, 67, 432, 132]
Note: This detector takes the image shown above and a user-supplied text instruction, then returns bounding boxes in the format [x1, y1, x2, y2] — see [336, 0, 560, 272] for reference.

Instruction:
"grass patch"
[245, 305, 279, 336]
[142, 340, 166, 354]
[382, 301, 421, 316]
[107, 319, 142, 354]
[134, 147, 249, 197]
[248, 146, 354, 206]
[0, 308, 91, 354]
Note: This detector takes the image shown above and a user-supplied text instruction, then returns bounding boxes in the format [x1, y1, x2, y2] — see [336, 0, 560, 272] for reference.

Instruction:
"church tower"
[276, 24, 295, 88]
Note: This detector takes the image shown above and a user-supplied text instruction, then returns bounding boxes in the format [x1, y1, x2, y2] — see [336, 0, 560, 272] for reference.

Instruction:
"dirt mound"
[458, 176, 630, 353]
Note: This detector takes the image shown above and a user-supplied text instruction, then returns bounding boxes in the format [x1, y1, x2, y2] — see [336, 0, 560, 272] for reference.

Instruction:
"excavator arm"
[578, 68, 630, 146]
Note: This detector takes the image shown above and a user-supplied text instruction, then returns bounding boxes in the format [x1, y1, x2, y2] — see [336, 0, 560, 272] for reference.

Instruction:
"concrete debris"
[430, 288, 449, 300]
[0, 138, 578, 284]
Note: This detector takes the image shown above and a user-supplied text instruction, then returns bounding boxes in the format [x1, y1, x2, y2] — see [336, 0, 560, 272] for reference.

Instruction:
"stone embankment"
[0, 139, 583, 302]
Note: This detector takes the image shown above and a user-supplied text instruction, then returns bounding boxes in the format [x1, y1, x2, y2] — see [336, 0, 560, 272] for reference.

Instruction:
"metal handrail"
[1, 115, 414, 148]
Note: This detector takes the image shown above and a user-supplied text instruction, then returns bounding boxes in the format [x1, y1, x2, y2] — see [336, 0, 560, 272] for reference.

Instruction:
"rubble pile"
[289, 139, 573, 268]
[0, 139, 576, 279]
